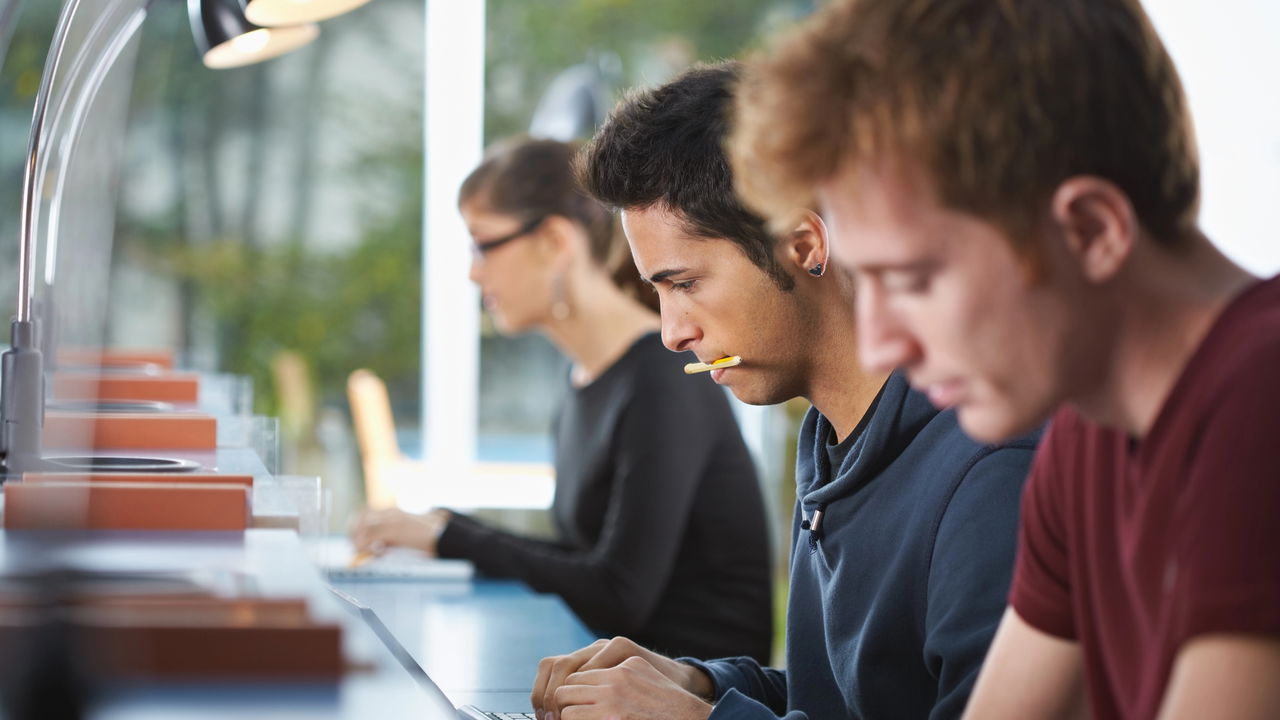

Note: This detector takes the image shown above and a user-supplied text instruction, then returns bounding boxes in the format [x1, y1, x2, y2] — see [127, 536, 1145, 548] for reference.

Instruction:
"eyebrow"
[856, 260, 939, 276]
[646, 268, 690, 285]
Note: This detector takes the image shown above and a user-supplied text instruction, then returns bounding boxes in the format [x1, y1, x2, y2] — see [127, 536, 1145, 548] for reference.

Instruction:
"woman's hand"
[350, 507, 452, 556]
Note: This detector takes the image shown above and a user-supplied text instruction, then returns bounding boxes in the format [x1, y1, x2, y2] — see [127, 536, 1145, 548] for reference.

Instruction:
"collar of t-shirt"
[825, 426, 858, 483]
[823, 387, 885, 485]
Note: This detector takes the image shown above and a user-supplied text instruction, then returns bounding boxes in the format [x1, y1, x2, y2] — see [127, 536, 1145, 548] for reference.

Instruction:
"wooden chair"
[347, 370, 556, 512]
[346, 369, 427, 510]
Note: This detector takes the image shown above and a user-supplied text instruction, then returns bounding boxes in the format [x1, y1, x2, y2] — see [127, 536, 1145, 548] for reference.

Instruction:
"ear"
[535, 215, 579, 270]
[1049, 177, 1137, 283]
[777, 210, 831, 277]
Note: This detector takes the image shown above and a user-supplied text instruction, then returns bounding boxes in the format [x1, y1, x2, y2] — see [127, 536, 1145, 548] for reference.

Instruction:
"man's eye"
[884, 272, 930, 294]
[671, 279, 697, 292]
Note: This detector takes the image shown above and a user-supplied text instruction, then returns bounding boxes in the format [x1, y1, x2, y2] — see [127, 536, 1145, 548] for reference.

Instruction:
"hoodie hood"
[798, 369, 940, 514]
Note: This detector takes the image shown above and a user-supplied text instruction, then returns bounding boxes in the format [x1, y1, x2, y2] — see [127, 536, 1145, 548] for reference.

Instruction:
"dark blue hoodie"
[687, 371, 1039, 719]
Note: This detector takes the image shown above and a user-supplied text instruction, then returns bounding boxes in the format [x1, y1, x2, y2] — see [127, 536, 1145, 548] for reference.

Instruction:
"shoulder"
[922, 425, 1033, 618]
[1217, 274, 1280, 336]
[883, 408, 1039, 540]
[1196, 331, 1280, 410]
[1184, 276, 1280, 403]
[912, 406, 1040, 485]
[1146, 280, 1280, 477]
[895, 410, 1039, 548]
[936, 422, 1040, 525]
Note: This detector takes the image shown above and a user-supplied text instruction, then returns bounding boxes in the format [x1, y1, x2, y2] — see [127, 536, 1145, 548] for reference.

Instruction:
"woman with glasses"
[351, 136, 773, 663]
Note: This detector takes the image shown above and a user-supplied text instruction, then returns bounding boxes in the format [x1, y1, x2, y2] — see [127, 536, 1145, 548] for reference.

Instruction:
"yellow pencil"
[683, 355, 742, 375]
[348, 550, 377, 569]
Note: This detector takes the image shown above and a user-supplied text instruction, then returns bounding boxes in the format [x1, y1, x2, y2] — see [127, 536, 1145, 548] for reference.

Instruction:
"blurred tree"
[108, 0, 424, 417]
[0, 0, 808, 435]
[484, 0, 809, 142]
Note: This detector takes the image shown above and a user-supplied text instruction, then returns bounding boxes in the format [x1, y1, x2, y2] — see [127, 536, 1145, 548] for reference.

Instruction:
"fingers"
[552, 679, 600, 705]
[531, 639, 608, 717]
[542, 641, 607, 717]
[531, 655, 556, 715]
[550, 660, 669, 719]
[578, 637, 697, 693]
[562, 665, 625, 687]
[349, 510, 374, 551]
[546, 638, 649, 715]
[557, 707, 592, 720]
[546, 669, 622, 720]
[350, 509, 398, 552]
[544, 654, 663, 719]
[578, 636, 645, 672]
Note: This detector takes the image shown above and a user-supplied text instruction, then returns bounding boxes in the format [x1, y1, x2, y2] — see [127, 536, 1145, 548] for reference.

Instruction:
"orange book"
[56, 348, 175, 371]
[44, 412, 216, 450]
[0, 610, 342, 678]
[21, 472, 254, 487]
[52, 373, 200, 404]
[75, 597, 312, 625]
[82, 623, 344, 677]
[4, 481, 250, 531]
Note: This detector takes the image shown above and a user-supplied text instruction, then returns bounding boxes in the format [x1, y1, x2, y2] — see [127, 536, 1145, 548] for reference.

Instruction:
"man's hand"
[551, 656, 713, 720]
[532, 637, 714, 720]
[350, 507, 450, 556]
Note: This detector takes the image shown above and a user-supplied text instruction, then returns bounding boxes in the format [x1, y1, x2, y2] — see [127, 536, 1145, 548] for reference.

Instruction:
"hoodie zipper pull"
[802, 507, 825, 549]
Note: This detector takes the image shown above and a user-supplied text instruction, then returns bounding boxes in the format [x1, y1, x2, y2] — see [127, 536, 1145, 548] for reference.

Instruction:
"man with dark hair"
[529, 61, 1039, 720]
[730, 1, 1280, 718]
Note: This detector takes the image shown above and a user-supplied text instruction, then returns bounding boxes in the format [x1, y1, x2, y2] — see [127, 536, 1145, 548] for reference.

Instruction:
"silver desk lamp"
[0, 0, 334, 475]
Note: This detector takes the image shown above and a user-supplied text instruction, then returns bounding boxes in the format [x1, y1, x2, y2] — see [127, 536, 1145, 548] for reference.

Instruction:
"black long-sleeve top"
[436, 332, 773, 662]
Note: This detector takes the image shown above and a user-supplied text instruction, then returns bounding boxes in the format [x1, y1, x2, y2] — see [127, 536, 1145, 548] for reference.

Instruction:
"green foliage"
[125, 208, 421, 417]
[484, 0, 803, 141]
[110, 1, 425, 419]
[3, 0, 807, 429]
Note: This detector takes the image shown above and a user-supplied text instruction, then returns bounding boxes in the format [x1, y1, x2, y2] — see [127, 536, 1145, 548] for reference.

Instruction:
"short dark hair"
[576, 62, 795, 290]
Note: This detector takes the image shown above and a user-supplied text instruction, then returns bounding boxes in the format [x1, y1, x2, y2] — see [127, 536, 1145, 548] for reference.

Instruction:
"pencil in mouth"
[684, 355, 742, 375]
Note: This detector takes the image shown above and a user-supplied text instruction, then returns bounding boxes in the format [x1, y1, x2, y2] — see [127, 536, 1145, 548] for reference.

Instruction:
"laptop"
[329, 586, 536, 720]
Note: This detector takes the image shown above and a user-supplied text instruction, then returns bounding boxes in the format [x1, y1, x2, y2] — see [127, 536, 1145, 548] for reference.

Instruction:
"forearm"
[1156, 636, 1280, 720]
[961, 609, 1087, 720]
[438, 513, 657, 632]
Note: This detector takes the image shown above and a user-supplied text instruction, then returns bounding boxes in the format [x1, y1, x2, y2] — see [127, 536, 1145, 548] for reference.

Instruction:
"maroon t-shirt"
[1010, 275, 1280, 720]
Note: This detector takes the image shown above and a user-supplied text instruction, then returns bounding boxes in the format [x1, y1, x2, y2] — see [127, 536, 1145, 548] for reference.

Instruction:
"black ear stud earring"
[808, 263, 825, 277]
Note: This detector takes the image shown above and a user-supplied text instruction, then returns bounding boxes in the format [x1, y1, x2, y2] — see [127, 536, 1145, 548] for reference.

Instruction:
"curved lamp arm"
[18, 0, 89, 325]
[41, 2, 151, 290]
[4, 0, 151, 473]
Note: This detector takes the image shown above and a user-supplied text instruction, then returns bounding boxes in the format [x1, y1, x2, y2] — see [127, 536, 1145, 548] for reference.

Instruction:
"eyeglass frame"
[470, 215, 547, 258]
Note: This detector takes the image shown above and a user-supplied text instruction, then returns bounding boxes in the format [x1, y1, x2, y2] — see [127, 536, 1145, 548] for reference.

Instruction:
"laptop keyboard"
[478, 714, 536, 720]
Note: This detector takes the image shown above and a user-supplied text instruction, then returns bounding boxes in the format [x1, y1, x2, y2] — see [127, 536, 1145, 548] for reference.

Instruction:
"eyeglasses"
[470, 216, 545, 259]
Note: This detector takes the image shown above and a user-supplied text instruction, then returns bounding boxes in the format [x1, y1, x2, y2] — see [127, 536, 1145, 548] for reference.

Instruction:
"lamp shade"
[244, 0, 375, 26]
[188, 0, 319, 69]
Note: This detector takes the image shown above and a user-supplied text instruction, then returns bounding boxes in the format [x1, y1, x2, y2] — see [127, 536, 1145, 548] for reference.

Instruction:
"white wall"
[1146, 0, 1280, 276]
